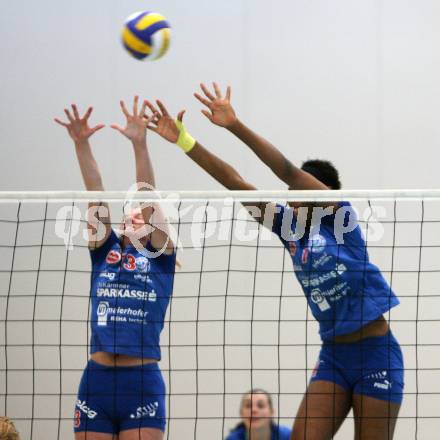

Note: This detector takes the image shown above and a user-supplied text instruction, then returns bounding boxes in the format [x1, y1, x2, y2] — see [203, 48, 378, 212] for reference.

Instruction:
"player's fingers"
[194, 93, 212, 108]
[91, 124, 105, 134]
[143, 112, 156, 123]
[82, 107, 93, 121]
[143, 109, 160, 123]
[110, 123, 123, 133]
[144, 100, 159, 116]
[133, 95, 139, 117]
[143, 111, 157, 121]
[71, 104, 80, 120]
[54, 118, 68, 127]
[140, 100, 148, 118]
[177, 110, 186, 122]
[201, 110, 213, 122]
[226, 86, 231, 101]
[143, 113, 155, 126]
[213, 82, 222, 99]
[156, 100, 170, 117]
[64, 108, 74, 123]
[120, 100, 130, 118]
[152, 112, 160, 123]
[200, 83, 216, 101]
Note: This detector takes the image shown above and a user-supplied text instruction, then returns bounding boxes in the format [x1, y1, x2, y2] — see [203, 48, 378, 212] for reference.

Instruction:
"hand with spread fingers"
[54, 104, 105, 146]
[144, 100, 196, 154]
[111, 96, 156, 146]
[194, 82, 237, 129]
[143, 99, 185, 144]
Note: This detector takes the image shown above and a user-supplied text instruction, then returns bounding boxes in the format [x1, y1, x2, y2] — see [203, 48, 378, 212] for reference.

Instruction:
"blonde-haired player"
[55, 97, 176, 440]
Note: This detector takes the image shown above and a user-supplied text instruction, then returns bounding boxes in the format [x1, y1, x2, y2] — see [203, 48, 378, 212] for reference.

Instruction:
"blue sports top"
[225, 423, 291, 440]
[89, 230, 176, 360]
[273, 202, 399, 341]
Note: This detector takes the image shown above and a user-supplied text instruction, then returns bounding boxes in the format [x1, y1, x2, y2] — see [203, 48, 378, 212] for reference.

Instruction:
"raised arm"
[54, 105, 110, 249]
[195, 83, 328, 191]
[144, 101, 252, 190]
[144, 100, 277, 226]
[111, 96, 174, 254]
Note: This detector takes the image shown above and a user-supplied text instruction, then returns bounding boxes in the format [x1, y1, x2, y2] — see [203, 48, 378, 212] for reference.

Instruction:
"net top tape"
[0, 189, 440, 203]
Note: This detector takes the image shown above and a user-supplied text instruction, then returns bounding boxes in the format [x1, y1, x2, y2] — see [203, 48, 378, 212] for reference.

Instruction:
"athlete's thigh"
[353, 393, 400, 440]
[292, 380, 352, 440]
[119, 427, 163, 440]
[75, 432, 118, 440]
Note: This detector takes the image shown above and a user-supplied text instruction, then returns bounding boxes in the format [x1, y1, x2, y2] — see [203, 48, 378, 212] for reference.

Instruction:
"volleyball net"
[1, 190, 440, 439]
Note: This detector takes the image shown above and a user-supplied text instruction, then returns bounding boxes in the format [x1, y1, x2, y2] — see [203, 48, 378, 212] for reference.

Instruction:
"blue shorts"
[311, 331, 404, 404]
[74, 360, 166, 434]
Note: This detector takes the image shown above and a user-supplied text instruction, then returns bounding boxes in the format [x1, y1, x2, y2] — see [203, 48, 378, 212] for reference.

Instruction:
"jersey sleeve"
[332, 201, 361, 240]
[337, 201, 358, 224]
[89, 229, 119, 265]
[333, 201, 368, 259]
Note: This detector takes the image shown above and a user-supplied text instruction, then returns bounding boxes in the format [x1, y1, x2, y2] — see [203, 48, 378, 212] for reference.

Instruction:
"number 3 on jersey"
[123, 254, 136, 271]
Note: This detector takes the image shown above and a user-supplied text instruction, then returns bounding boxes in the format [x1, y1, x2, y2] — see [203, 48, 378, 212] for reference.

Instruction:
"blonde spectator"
[0, 417, 21, 440]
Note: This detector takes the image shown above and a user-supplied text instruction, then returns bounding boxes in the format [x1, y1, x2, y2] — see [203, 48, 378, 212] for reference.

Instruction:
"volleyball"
[122, 11, 171, 61]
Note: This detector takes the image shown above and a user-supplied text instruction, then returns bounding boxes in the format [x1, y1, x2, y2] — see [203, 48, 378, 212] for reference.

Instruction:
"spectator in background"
[0, 417, 21, 440]
[225, 389, 291, 440]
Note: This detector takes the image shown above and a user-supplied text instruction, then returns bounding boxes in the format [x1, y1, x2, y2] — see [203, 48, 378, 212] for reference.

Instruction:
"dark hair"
[230, 389, 274, 433]
[301, 159, 341, 190]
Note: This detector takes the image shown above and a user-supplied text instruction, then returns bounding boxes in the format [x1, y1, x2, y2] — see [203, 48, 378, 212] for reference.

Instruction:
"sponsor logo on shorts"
[130, 402, 159, 419]
[366, 370, 388, 380]
[106, 250, 122, 264]
[366, 370, 393, 391]
[374, 380, 392, 390]
[76, 399, 98, 419]
[74, 409, 81, 428]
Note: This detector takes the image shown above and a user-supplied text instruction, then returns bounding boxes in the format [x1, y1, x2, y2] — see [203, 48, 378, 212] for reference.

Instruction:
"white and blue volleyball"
[122, 11, 171, 61]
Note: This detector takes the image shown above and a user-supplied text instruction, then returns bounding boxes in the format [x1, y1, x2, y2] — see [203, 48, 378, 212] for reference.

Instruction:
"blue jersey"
[273, 202, 399, 340]
[89, 230, 176, 359]
[225, 423, 291, 440]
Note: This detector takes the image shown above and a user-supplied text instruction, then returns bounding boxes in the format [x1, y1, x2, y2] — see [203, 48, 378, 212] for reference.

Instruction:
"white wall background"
[1, 0, 439, 192]
[1, 1, 440, 439]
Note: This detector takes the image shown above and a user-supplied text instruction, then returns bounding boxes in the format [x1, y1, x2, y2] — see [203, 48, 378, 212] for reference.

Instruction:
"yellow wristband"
[175, 119, 196, 153]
